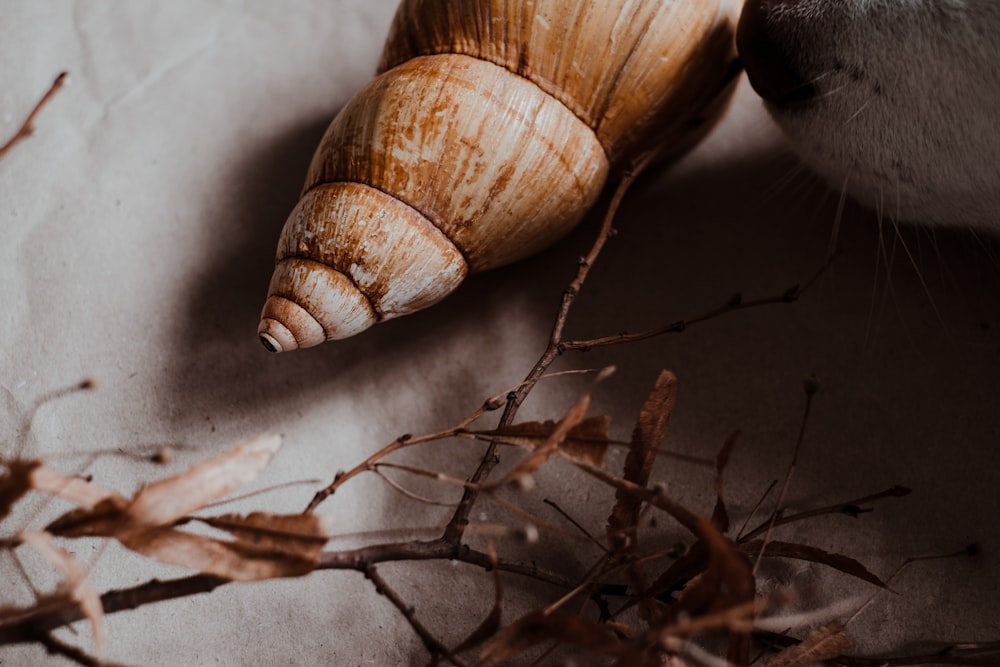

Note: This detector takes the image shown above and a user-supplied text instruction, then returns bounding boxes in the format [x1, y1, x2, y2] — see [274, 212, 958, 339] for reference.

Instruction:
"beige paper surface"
[2, 1, 998, 664]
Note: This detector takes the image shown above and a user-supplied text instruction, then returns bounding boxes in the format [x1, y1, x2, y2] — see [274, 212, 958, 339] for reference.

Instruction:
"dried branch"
[751, 376, 819, 575]
[738, 485, 912, 544]
[364, 565, 468, 667]
[441, 154, 657, 544]
[560, 259, 829, 353]
[0, 72, 68, 161]
[450, 543, 503, 655]
[37, 632, 116, 667]
[758, 631, 1000, 667]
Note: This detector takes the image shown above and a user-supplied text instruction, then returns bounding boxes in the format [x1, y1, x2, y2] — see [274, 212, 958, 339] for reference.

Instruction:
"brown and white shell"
[259, 0, 739, 353]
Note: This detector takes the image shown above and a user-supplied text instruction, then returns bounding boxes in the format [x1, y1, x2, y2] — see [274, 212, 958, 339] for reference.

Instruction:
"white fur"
[739, 0, 1000, 229]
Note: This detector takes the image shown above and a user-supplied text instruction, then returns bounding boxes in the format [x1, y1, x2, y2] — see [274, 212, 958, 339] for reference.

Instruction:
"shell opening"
[259, 329, 283, 353]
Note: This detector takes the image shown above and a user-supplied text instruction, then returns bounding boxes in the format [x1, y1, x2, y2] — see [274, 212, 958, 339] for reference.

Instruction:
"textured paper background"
[2, 1, 998, 664]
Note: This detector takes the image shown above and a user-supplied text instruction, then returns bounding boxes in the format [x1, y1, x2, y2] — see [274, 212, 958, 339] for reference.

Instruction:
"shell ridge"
[591, 3, 660, 145]
[285, 257, 381, 327]
[383, 47, 613, 166]
[304, 55, 607, 270]
[287, 254, 383, 321]
[420, 57, 459, 235]
[545, 3, 585, 97]
[298, 179, 474, 272]
[298, 178, 472, 271]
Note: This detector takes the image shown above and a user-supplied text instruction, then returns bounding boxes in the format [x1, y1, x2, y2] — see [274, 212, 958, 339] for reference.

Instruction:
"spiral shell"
[259, 0, 738, 353]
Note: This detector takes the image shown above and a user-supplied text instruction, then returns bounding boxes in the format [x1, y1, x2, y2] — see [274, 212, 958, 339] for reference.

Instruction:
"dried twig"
[37, 632, 113, 667]
[751, 376, 819, 575]
[364, 565, 468, 667]
[441, 153, 658, 544]
[0, 72, 68, 161]
[560, 259, 830, 353]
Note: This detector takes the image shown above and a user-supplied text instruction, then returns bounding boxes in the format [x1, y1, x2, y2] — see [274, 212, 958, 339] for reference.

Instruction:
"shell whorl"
[259, 0, 737, 352]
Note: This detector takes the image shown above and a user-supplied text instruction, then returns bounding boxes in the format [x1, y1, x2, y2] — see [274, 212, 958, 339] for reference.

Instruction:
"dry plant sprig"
[3, 76, 992, 667]
[0, 375, 985, 665]
[365, 564, 469, 667]
[752, 376, 819, 575]
[0, 71, 68, 161]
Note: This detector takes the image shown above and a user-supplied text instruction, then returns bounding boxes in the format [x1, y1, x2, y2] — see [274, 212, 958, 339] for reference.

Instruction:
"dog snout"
[737, 0, 816, 107]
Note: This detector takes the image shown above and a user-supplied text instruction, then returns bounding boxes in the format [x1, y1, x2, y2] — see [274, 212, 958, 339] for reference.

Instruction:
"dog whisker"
[843, 96, 873, 125]
[826, 172, 852, 264]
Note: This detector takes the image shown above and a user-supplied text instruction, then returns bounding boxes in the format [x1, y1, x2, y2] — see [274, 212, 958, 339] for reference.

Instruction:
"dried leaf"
[46, 434, 282, 539]
[480, 416, 611, 467]
[44, 436, 312, 581]
[200, 512, 332, 561]
[668, 519, 755, 665]
[643, 541, 711, 608]
[486, 368, 613, 490]
[607, 370, 677, 550]
[739, 540, 887, 588]
[577, 463, 701, 535]
[30, 464, 123, 510]
[598, 372, 678, 621]
[45, 497, 130, 538]
[687, 520, 754, 613]
[20, 530, 104, 655]
[474, 610, 631, 667]
[127, 434, 282, 526]
[763, 621, 850, 667]
[119, 525, 320, 581]
[1, 460, 39, 521]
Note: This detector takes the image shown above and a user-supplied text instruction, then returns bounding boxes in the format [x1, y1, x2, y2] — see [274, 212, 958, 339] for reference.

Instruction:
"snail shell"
[259, 0, 738, 353]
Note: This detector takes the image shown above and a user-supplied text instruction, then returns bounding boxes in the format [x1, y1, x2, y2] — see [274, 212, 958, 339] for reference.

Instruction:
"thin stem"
[36, 633, 105, 667]
[364, 565, 468, 667]
[561, 258, 830, 353]
[442, 155, 656, 545]
[738, 485, 911, 544]
[0, 72, 68, 161]
[752, 379, 818, 575]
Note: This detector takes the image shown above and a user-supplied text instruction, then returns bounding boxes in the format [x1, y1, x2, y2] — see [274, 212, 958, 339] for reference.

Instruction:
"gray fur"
[739, 0, 1000, 228]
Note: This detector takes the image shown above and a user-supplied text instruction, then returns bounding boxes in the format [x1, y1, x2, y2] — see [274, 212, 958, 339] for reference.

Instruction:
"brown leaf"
[45, 435, 281, 538]
[127, 434, 282, 526]
[1, 460, 39, 522]
[200, 512, 331, 561]
[30, 464, 124, 510]
[474, 610, 632, 667]
[602, 371, 678, 621]
[43, 436, 314, 582]
[763, 621, 851, 667]
[607, 371, 677, 550]
[642, 541, 711, 608]
[486, 368, 613, 490]
[45, 497, 129, 538]
[577, 463, 701, 535]
[20, 530, 104, 655]
[669, 519, 755, 665]
[685, 519, 754, 614]
[739, 540, 887, 588]
[480, 416, 611, 467]
[119, 525, 320, 581]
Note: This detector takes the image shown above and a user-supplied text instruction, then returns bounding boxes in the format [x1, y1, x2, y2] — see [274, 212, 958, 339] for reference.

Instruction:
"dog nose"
[737, 0, 816, 106]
